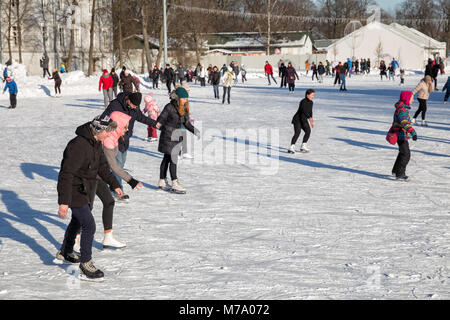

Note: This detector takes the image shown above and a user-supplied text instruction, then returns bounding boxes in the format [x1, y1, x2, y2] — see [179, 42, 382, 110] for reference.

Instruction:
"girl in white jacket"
[222, 67, 234, 104]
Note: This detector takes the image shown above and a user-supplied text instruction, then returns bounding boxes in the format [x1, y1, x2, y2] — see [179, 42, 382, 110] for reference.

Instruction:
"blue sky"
[374, 0, 404, 12]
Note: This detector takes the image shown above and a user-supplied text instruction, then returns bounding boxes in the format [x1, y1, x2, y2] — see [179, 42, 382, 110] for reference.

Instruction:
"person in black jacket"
[111, 68, 119, 97]
[288, 89, 315, 154]
[163, 64, 176, 94]
[49, 69, 62, 97]
[56, 115, 122, 281]
[150, 65, 160, 89]
[101, 92, 160, 200]
[210, 66, 221, 99]
[157, 87, 200, 193]
[279, 63, 287, 88]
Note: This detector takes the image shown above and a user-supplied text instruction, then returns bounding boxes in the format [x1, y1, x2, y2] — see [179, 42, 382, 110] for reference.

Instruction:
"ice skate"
[182, 153, 193, 159]
[395, 175, 410, 182]
[73, 233, 81, 253]
[79, 260, 104, 282]
[54, 250, 80, 264]
[300, 143, 310, 153]
[150, 137, 158, 142]
[288, 145, 295, 154]
[411, 118, 416, 124]
[171, 179, 186, 194]
[158, 178, 171, 191]
[102, 231, 126, 249]
[421, 120, 428, 127]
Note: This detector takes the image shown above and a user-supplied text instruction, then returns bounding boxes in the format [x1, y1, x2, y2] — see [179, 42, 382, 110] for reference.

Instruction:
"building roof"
[313, 39, 338, 51]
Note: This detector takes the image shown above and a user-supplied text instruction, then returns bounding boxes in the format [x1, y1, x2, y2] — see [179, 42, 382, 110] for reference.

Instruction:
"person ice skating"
[241, 64, 247, 83]
[399, 69, 406, 86]
[264, 61, 277, 85]
[99, 69, 114, 108]
[210, 66, 221, 99]
[388, 91, 417, 181]
[334, 62, 342, 86]
[151, 65, 160, 89]
[431, 59, 440, 90]
[311, 62, 319, 82]
[379, 60, 387, 80]
[222, 66, 233, 104]
[157, 87, 200, 193]
[388, 63, 395, 81]
[198, 65, 207, 87]
[56, 115, 122, 281]
[118, 70, 135, 93]
[143, 93, 160, 142]
[101, 92, 161, 201]
[119, 66, 127, 82]
[163, 64, 176, 94]
[317, 62, 325, 83]
[288, 89, 315, 154]
[286, 62, 299, 93]
[443, 76, 450, 103]
[49, 69, 62, 97]
[111, 68, 119, 98]
[231, 61, 240, 85]
[411, 75, 433, 126]
[3, 76, 18, 109]
[305, 60, 310, 75]
[40, 53, 51, 78]
[339, 63, 347, 91]
[279, 62, 287, 88]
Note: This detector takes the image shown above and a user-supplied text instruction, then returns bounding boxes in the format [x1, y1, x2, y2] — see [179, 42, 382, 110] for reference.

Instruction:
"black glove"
[127, 178, 140, 189]
[412, 135, 418, 141]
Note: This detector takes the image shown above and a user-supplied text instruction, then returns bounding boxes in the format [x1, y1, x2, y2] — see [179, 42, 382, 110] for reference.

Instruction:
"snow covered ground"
[0, 70, 449, 300]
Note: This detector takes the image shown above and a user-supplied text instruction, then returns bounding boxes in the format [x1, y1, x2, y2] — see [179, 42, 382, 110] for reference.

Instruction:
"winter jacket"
[210, 71, 221, 85]
[99, 75, 113, 91]
[412, 79, 433, 100]
[380, 64, 387, 75]
[119, 74, 134, 92]
[425, 63, 433, 77]
[264, 64, 274, 75]
[391, 96, 416, 142]
[111, 73, 119, 88]
[157, 99, 197, 155]
[279, 64, 287, 76]
[285, 66, 299, 84]
[57, 122, 120, 208]
[40, 55, 49, 69]
[50, 71, 61, 83]
[3, 80, 18, 94]
[143, 94, 160, 120]
[318, 65, 325, 75]
[292, 97, 313, 124]
[101, 92, 158, 152]
[176, 67, 186, 79]
[163, 67, 175, 82]
[150, 68, 160, 80]
[222, 71, 233, 87]
[443, 77, 450, 91]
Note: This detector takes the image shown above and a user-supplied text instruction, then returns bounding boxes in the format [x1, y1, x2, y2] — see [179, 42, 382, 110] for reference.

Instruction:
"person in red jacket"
[264, 61, 277, 85]
[99, 69, 114, 108]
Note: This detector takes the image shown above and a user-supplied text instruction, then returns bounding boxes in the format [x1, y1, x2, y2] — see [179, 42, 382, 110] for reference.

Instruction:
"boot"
[171, 179, 186, 194]
[79, 260, 104, 281]
[102, 230, 126, 249]
[73, 233, 81, 253]
[411, 118, 416, 124]
[288, 144, 295, 154]
[54, 250, 80, 264]
[300, 143, 310, 153]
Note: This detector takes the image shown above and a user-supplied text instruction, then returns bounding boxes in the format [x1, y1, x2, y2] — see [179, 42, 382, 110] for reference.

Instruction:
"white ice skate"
[102, 231, 126, 249]
[158, 178, 171, 191]
[171, 179, 186, 194]
[421, 120, 428, 127]
[182, 153, 193, 159]
[300, 143, 310, 153]
[411, 118, 416, 124]
[288, 145, 295, 154]
[73, 234, 81, 253]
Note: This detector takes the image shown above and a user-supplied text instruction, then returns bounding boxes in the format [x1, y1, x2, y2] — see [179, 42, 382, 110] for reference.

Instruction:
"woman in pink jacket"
[143, 93, 160, 142]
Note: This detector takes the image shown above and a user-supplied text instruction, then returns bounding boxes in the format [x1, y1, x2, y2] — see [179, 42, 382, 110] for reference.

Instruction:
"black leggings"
[291, 120, 311, 145]
[55, 80, 61, 94]
[160, 154, 177, 180]
[413, 98, 427, 120]
[86, 179, 115, 232]
[223, 86, 231, 103]
[392, 140, 410, 177]
[288, 83, 295, 91]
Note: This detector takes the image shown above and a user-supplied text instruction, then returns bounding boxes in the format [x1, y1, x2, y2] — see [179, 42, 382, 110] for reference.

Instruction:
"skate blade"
[78, 274, 105, 282]
[102, 245, 126, 250]
[300, 150, 310, 153]
[170, 189, 186, 194]
[53, 258, 79, 265]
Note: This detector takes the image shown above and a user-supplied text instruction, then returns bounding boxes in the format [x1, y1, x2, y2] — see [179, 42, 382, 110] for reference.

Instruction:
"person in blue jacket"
[3, 77, 18, 109]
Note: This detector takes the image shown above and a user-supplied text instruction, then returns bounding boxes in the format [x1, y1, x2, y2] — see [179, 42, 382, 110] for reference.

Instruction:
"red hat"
[103, 69, 108, 73]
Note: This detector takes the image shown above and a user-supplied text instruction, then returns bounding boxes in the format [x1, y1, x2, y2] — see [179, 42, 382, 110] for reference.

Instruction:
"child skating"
[143, 93, 160, 142]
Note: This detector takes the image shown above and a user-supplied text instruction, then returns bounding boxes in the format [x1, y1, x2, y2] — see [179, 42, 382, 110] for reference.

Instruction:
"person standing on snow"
[40, 53, 51, 78]
[279, 62, 287, 88]
[150, 65, 161, 89]
[99, 69, 114, 108]
[222, 66, 234, 104]
[285, 62, 299, 93]
[388, 91, 417, 181]
[118, 70, 135, 93]
[55, 115, 122, 281]
[264, 61, 277, 85]
[411, 75, 434, 126]
[288, 89, 315, 154]
[3, 76, 18, 109]
[317, 62, 325, 83]
[49, 69, 62, 97]
[163, 64, 176, 94]
[157, 87, 200, 194]
[210, 66, 221, 100]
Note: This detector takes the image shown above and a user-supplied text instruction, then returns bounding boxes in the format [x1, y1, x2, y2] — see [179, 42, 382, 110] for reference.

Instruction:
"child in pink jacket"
[143, 93, 160, 142]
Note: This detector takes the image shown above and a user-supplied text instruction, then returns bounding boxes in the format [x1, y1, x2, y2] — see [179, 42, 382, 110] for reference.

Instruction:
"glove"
[127, 178, 140, 189]
[412, 135, 418, 141]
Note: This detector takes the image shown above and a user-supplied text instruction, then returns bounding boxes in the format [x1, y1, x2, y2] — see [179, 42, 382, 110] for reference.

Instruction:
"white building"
[0, 0, 114, 75]
[326, 21, 447, 70]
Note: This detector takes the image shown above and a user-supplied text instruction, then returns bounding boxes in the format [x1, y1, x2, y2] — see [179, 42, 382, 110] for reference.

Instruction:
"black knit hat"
[90, 114, 117, 135]
[128, 92, 142, 106]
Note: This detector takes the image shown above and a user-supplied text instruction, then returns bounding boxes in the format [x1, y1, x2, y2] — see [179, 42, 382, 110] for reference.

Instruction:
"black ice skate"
[79, 260, 104, 282]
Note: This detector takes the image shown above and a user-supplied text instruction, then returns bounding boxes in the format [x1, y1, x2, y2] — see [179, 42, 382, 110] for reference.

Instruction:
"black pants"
[392, 140, 410, 177]
[413, 98, 427, 120]
[291, 120, 311, 145]
[312, 71, 318, 81]
[288, 83, 295, 92]
[267, 73, 277, 84]
[94, 179, 115, 231]
[43, 68, 50, 78]
[280, 75, 287, 87]
[222, 86, 231, 104]
[166, 81, 172, 93]
[444, 90, 449, 102]
[160, 154, 177, 180]
[55, 79, 62, 94]
[9, 93, 17, 108]
[61, 204, 96, 263]
[334, 73, 341, 85]
[153, 78, 159, 89]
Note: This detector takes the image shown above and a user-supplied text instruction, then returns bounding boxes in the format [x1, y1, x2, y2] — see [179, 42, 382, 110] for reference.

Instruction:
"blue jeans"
[113, 150, 127, 190]
[340, 74, 346, 90]
[213, 85, 219, 98]
[61, 204, 96, 263]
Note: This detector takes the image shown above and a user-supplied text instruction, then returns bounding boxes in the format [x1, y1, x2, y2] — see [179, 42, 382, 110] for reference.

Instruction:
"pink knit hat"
[103, 112, 131, 149]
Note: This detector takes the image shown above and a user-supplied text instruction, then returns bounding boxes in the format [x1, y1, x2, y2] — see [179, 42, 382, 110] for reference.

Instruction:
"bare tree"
[87, 0, 96, 75]
[141, 0, 152, 74]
